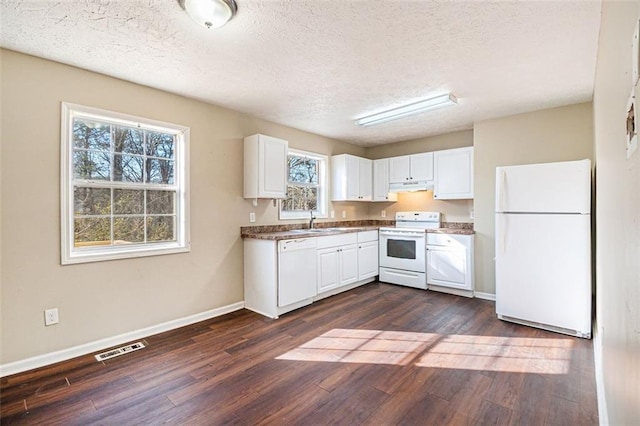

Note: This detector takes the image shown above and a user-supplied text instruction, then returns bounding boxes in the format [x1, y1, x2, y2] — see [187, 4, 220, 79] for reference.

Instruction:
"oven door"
[379, 230, 426, 272]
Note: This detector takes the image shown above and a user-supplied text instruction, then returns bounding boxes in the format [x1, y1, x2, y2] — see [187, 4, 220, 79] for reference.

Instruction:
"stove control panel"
[395, 211, 441, 222]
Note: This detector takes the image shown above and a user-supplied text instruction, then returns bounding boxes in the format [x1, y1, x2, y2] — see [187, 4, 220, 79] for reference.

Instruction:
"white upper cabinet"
[433, 147, 474, 200]
[243, 134, 288, 199]
[358, 158, 372, 200]
[332, 154, 372, 201]
[373, 159, 397, 202]
[410, 152, 434, 181]
[389, 152, 434, 183]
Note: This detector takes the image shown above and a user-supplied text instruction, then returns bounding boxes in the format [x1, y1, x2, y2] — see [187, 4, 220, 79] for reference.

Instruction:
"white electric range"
[379, 211, 441, 289]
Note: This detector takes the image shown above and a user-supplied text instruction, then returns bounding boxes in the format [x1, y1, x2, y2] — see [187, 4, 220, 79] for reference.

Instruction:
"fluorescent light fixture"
[355, 93, 457, 127]
[178, 0, 237, 29]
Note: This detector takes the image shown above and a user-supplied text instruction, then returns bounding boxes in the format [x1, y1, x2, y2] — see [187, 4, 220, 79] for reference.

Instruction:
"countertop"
[241, 221, 474, 240]
[426, 228, 475, 236]
[242, 225, 380, 240]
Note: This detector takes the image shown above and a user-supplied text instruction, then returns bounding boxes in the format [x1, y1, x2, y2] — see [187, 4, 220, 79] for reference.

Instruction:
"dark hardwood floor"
[0, 283, 598, 425]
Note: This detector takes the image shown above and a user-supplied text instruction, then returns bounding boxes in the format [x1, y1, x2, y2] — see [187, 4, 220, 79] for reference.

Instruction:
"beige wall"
[473, 103, 594, 294]
[592, 1, 640, 423]
[366, 130, 474, 223]
[366, 130, 473, 160]
[0, 49, 368, 364]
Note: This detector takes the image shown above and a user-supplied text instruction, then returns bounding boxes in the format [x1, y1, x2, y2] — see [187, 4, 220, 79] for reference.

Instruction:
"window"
[279, 149, 327, 220]
[61, 103, 189, 264]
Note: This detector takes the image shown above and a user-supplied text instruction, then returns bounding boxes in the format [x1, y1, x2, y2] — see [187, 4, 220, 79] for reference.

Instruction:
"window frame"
[279, 148, 328, 220]
[60, 102, 190, 265]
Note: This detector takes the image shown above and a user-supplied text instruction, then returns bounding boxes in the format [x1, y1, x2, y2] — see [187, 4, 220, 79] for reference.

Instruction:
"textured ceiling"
[0, 0, 602, 147]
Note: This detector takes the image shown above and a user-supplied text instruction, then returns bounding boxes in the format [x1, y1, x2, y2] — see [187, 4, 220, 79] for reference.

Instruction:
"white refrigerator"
[495, 159, 592, 338]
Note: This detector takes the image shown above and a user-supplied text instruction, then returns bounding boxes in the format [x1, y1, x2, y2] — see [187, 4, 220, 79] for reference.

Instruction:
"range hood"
[388, 180, 434, 193]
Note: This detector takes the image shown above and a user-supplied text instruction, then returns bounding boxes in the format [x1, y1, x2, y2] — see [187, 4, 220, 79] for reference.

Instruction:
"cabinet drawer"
[426, 233, 471, 247]
[357, 230, 378, 243]
[317, 233, 357, 249]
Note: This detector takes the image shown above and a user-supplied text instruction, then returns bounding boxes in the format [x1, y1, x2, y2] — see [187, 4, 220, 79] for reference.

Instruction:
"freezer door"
[495, 213, 591, 335]
[495, 159, 591, 214]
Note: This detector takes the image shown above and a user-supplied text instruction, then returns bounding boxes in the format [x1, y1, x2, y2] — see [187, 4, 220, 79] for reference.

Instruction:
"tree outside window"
[280, 150, 327, 219]
[61, 103, 190, 264]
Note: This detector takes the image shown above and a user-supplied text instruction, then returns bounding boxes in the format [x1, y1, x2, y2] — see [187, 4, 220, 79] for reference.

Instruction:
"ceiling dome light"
[178, 0, 237, 29]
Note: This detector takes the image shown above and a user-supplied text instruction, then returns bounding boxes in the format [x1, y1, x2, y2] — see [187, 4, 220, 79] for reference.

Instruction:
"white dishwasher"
[278, 238, 317, 307]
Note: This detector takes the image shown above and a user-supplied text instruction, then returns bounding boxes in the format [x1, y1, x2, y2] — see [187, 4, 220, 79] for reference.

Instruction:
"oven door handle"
[380, 231, 425, 238]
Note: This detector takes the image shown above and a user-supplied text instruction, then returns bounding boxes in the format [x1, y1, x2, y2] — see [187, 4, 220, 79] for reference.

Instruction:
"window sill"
[62, 243, 190, 265]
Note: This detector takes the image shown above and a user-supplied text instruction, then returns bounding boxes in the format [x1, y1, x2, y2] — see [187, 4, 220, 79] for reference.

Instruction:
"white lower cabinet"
[317, 234, 358, 294]
[426, 233, 474, 296]
[357, 230, 379, 280]
[245, 230, 379, 319]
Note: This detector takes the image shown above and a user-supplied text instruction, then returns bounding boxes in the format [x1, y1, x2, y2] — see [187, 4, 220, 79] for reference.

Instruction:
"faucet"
[309, 211, 316, 229]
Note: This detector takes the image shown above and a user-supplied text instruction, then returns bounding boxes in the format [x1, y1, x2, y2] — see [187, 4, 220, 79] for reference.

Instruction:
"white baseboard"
[0, 301, 245, 378]
[474, 292, 496, 301]
[593, 322, 609, 425]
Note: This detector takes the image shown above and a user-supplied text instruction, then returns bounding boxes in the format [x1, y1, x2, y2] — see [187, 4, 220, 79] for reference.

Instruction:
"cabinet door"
[389, 155, 410, 183]
[426, 247, 471, 290]
[410, 152, 434, 181]
[373, 159, 397, 202]
[317, 248, 340, 293]
[358, 158, 372, 201]
[339, 244, 359, 286]
[433, 147, 474, 200]
[345, 155, 360, 200]
[260, 135, 288, 198]
[358, 241, 379, 280]
[332, 154, 371, 201]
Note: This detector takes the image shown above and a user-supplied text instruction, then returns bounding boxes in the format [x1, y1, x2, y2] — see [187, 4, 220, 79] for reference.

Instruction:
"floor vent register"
[95, 341, 146, 362]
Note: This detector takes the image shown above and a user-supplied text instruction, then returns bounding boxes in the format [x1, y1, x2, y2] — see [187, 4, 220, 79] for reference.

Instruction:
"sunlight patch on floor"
[276, 329, 574, 374]
[415, 334, 573, 374]
[276, 329, 439, 366]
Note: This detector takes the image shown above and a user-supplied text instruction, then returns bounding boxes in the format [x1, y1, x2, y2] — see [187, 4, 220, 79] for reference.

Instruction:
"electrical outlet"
[44, 308, 59, 326]
[470, 209, 474, 220]
[342, 210, 346, 218]
[381, 210, 386, 218]
[330, 210, 335, 218]
[249, 212, 256, 223]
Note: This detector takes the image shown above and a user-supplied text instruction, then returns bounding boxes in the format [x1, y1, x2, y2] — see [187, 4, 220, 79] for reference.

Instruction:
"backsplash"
[441, 222, 474, 230]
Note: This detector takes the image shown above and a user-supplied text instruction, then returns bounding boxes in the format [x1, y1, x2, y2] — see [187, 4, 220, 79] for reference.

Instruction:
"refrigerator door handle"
[497, 169, 506, 212]
[498, 214, 507, 254]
